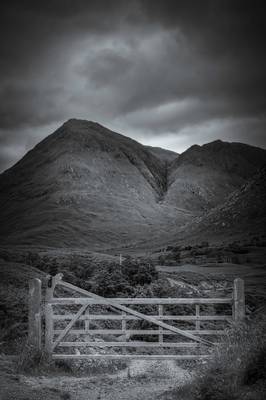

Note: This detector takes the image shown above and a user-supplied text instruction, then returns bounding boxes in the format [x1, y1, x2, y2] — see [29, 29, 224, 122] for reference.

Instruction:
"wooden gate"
[28, 274, 245, 360]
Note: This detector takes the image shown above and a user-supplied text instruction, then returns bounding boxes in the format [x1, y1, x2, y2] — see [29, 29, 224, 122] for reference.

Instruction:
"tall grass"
[15, 338, 128, 376]
[166, 312, 266, 400]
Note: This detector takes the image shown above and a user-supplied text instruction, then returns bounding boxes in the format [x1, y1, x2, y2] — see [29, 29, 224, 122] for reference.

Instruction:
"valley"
[0, 119, 265, 400]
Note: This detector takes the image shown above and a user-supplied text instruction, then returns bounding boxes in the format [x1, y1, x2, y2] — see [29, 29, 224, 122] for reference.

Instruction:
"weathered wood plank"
[196, 305, 200, 331]
[52, 354, 211, 360]
[159, 305, 163, 343]
[57, 341, 203, 348]
[233, 278, 245, 322]
[28, 278, 42, 350]
[45, 304, 53, 353]
[54, 329, 226, 335]
[53, 314, 232, 321]
[85, 308, 90, 331]
[50, 297, 232, 305]
[45, 279, 55, 354]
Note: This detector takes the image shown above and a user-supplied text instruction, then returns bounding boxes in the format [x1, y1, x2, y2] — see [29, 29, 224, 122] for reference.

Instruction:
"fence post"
[233, 278, 245, 322]
[28, 278, 42, 350]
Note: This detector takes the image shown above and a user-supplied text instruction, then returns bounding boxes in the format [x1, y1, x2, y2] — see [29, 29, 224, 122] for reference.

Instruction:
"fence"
[28, 274, 245, 360]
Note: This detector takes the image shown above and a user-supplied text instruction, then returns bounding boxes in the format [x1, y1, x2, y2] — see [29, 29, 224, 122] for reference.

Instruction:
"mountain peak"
[184, 140, 225, 155]
[62, 118, 103, 130]
[205, 139, 224, 145]
[35, 119, 129, 155]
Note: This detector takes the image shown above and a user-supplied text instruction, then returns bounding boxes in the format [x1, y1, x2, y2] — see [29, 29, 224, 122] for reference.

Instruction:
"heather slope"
[182, 166, 266, 242]
[166, 140, 266, 212]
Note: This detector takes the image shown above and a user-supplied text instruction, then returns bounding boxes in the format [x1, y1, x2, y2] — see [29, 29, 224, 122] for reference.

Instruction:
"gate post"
[233, 278, 245, 322]
[28, 278, 42, 350]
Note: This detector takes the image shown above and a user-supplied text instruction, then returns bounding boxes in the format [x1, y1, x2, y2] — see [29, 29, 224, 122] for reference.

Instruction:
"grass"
[15, 338, 128, 376]
[15, 340, 57, 375]
[163, 311, 266, 400]
[55, 357, 128, 376]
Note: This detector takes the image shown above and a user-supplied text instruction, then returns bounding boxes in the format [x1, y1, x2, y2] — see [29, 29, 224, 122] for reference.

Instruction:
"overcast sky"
[0, 1, 266, 172]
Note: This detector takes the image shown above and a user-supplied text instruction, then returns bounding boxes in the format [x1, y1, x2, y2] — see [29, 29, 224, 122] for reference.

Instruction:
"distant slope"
[165, 140, 266, 212]
[183, 166, 266, 241]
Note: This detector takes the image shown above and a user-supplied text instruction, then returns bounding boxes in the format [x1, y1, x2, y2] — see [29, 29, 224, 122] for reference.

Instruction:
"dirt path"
[0, 356, 190, 400]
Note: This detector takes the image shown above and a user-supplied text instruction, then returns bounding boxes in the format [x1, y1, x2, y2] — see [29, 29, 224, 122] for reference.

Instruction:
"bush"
[0, 284, 28, 346]
[92, 258, 158, 297]
[122, 257, 158, 285]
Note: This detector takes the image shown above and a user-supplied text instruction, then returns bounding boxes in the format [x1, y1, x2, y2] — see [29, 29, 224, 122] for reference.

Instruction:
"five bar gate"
[28, 274, 245, 360]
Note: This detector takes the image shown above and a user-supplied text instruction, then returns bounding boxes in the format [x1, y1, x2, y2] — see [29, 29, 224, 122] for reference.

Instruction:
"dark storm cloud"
[0, 0, 266, 171]
[0, 83, 67, 129]
[0, 1, 148, 129]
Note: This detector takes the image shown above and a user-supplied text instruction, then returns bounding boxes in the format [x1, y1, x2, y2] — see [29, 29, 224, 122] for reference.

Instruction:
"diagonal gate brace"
[51, 276, 213, 349]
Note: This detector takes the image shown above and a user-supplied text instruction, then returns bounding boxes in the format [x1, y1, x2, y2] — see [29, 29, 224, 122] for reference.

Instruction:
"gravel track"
[0, 356, 190, 400]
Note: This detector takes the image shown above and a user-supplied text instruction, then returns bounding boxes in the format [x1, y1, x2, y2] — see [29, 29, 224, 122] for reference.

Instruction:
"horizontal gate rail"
[57, 341, 205, 348]
[52, 314, 232, 321]
[53, 329, 227, 335]
[50, 297, 232, 305]
[52, 354, 211, 360]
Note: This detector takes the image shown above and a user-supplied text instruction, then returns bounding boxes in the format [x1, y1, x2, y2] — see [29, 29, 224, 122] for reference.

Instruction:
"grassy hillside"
[180, 166, 266, 243]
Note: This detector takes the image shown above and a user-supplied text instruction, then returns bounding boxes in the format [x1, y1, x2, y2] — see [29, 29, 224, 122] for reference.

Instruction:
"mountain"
[0, 120, 186, 249]
[181, 166, 266, 242]
[165, 140, 266, 212]
[0, 119, 265, 250]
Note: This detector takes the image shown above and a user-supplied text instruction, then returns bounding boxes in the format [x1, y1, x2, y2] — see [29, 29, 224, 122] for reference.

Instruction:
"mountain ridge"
[165, 139, 266, 211]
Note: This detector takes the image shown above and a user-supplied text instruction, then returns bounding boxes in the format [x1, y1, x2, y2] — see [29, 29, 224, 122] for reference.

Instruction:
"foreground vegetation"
[1, 240, 266, 399]
[13, 311, 266, 399]
[163, 311, 266, 400]
[1, 237, 266, 351]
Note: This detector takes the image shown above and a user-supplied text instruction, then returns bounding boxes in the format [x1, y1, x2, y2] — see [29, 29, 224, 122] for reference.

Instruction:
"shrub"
[92, 258, 158, 297]
[0, 284, 28, 346]
[122, 257, 158, 285]
[93, 264, 131, 297]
